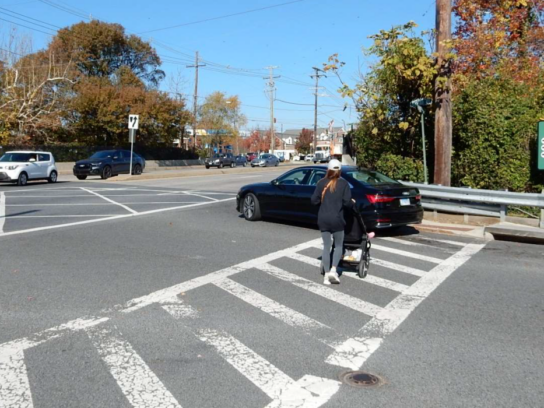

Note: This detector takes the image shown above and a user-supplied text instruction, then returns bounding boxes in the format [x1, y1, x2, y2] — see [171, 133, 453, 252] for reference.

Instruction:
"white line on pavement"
[372, 244, 444, 264]
[0, 346, 34, 408]
[326, 243, 486, 370]
[380, 237, 454, 252]
[4, 215, 126, 218]
[0, 192, 5, 234]
[0, 198, 235, 238]
[342, 273, 409, 293]
[370, 258, 427, 277]
[193, 329, 340, 408]
[87, 326, 182, 408]
[418, 237, 467, 247]
[257, 263, 384, 317]
[160, 297, 200, 320]
[214, 278, 342, 348]
[285, 253, 321, 268]
[80, 187, 138, 214]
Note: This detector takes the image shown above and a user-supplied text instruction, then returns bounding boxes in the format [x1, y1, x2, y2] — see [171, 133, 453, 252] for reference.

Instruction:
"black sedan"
[73, 150, 146, 180]
[236, 165, 423, 231]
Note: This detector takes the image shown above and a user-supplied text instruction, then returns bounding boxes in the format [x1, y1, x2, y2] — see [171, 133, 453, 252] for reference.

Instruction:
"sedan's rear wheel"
[243, 193, 261, 221]
[48, 170, 58, 183]
[76, 175, 87, 180]
[133, 164, 142, 175]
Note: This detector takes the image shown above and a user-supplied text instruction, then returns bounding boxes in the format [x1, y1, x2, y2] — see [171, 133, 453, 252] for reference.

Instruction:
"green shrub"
[375, 153, 425, 182]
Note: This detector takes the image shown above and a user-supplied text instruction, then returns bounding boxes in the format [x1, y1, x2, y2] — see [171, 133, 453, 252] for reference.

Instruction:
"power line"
[0, 16, 55, 35]
[0, 7, 62, 30]
[38, 0, 89, 20]
[138, 0, 305, 34]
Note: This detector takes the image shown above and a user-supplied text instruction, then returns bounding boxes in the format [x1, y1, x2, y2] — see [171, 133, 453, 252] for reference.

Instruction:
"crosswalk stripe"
[194, 329, 340, 408]
[0, 346, 34, 408]
[326, 243, 486, 370]
[371, 258, 426, 277]
[257, 263, 383, 317]
[286, 253, 321, 268]
[214, 278, 342, 348]
[381, 237, 456, 253]
[342, 273, 409, 292]
[87, 326, 182, 408]
[371, 244, 444, 264]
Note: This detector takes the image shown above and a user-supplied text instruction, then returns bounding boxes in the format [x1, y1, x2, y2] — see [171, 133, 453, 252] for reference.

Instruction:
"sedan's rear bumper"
[363, 207, 424, 230]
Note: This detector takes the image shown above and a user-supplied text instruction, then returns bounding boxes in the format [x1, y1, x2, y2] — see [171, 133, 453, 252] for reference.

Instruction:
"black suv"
[205, 153, 236, 169]
[73, 150, 146, 180]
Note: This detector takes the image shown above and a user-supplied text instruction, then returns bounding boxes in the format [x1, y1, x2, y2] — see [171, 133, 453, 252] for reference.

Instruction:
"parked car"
[293, 155, 305, 162]
[251, 154, 279, 167]
[235, 155, 248, 167]
[236, 165, 423, 231]
[73, 150, 145, 180]
[304, 154, 315, 162]
[246, 152, 258, 162]
[205, 153, 236, 169]
[0, 151, 58, 186]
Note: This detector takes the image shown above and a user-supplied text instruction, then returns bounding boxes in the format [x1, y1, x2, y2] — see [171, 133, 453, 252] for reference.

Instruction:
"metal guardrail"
[402, 182, 544, 228]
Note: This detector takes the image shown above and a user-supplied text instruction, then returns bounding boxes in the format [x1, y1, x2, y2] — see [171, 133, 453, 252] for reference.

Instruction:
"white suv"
[0, 151, 58, 186]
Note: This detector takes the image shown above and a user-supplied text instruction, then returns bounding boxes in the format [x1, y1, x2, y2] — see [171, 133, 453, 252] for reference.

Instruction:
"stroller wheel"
[358, 253, 369, 279]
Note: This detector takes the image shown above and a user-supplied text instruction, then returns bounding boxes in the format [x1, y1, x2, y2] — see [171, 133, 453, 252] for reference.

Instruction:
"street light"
[410, 98, 432, 184]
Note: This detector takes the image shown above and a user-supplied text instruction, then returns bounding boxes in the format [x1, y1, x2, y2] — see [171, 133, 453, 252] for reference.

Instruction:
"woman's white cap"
[328, 159, 342, 170]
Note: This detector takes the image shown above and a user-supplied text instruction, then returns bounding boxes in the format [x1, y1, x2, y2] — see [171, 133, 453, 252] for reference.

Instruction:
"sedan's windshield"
[0, 153, 35, 162]
[90, 151, 115, 159]
[346, 169, 400, 186]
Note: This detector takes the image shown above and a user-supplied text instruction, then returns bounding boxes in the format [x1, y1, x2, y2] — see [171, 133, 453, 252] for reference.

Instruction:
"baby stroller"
[340, 206, 372, 278]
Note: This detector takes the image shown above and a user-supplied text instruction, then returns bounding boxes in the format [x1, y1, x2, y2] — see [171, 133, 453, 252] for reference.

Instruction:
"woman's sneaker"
[329, 267, 340, 284]
[323, 274, 332, 285]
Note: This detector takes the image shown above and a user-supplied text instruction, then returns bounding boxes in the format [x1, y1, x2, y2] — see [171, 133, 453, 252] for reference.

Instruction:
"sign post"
[128, 115, 139, 176]
[538, 121, 544, 171]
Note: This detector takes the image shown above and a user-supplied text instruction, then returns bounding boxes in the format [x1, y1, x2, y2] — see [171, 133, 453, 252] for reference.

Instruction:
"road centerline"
[0, 192, 5, 233]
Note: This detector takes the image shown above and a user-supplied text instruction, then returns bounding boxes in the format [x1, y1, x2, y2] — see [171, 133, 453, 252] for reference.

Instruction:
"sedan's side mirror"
[113, 156, 119, 160]
[29, 158, 36, 162]
[271, 179, 279, 186]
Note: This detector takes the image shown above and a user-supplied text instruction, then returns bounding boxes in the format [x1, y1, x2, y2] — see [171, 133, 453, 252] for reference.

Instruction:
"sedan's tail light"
[366, 194, 396, 204]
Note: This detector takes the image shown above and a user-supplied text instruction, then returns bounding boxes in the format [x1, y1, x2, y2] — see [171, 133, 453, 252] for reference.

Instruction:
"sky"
[0, 0, 437, 133]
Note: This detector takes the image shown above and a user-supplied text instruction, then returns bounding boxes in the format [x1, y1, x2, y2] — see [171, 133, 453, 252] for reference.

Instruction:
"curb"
[64, 163, 303, 182]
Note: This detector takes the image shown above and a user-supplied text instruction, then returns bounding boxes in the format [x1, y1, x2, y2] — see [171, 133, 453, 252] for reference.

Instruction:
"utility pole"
[264, 66, 280, 155]
[434, 0, 452, 186]
[187, 51, 205, 149]
[311, 67, 326, 154]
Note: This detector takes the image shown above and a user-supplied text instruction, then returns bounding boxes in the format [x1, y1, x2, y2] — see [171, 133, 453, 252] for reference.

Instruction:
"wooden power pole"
[187, 51, 205, 149]
[434, 0, 452, 186]
[311, 67, 326, 154]
[265, 66, 280, 155]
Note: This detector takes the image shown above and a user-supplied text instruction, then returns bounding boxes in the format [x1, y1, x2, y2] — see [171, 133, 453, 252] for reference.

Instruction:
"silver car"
[251, 154, 279, 167]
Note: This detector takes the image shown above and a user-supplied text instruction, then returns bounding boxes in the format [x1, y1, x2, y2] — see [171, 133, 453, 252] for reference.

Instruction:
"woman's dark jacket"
[311, 177, 352, 232]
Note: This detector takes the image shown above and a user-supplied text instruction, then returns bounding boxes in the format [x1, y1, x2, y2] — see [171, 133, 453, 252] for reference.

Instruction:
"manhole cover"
[340, 371, 384, 388]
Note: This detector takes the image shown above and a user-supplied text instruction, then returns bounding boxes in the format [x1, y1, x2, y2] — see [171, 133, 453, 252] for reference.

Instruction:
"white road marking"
[182, 192, 218, 202]
[214, 278, 341, 348]
[257, 263, 383, 317]
[0, 346, 34, 408]
[87, 326, 182, 408]
[326, 243, 485, 370]
[342, 273, 409, 293]
[193, 329, 340, 408]
[160, 297, 200, 320]
[416, 237, 467, 247]
[5, 215, 124, 219]
[372, 244, 444, 264]
[121, 239, 322, 314]
[0, 198, 235, 238]
[370, 258, 427, 277]
[80, 188, 138, 215]
[285, 253, 321, 268]
[380, 237, 455, 253]
[0, 192, 5, 233]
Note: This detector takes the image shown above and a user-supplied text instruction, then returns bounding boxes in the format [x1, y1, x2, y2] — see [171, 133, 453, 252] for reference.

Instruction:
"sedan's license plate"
[400, 198, 411, 206]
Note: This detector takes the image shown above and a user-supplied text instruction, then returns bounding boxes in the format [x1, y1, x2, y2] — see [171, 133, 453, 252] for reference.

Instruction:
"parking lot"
[1, 172, 543, 408]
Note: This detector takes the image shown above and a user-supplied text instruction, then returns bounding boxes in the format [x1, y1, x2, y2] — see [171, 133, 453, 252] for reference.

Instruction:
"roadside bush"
[375, 153, 425, 182]
[452, 77, 544, 192]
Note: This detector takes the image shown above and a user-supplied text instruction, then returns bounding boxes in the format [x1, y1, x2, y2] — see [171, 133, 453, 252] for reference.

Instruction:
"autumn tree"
[50, 20, 164, 86]
[199, 92, 246, 149]
[453, 0, 544, 84]
[295, 128, 313, 154]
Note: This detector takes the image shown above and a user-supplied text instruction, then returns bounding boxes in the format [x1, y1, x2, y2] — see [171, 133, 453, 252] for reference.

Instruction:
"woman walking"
[311, 159, 353, 285]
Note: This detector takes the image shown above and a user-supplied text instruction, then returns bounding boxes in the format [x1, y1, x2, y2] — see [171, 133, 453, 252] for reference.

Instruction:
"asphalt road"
[0, 171, 543, 408]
